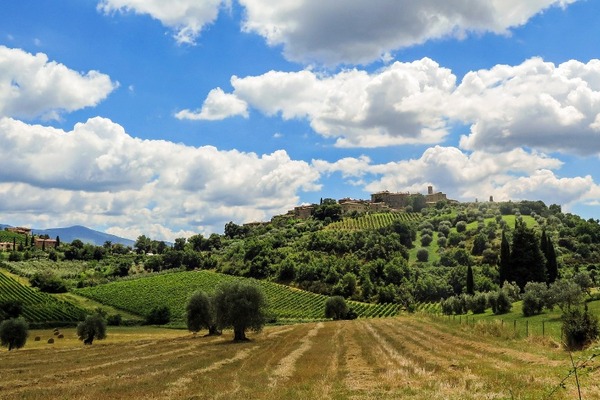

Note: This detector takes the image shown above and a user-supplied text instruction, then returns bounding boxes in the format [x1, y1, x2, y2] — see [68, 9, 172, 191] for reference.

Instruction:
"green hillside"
[75, 270, 399, 323]
[0, 270, 85, 324]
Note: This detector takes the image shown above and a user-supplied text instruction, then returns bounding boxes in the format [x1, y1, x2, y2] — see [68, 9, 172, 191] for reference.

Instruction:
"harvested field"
[0, 316, 598, 399]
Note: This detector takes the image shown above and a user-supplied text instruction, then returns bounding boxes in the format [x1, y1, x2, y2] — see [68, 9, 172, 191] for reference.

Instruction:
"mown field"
[1, 315, 597, 399]
[75, 270, 399, 322]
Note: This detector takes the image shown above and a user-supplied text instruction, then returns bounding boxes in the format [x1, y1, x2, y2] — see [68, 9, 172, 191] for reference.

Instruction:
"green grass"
[0, 269, 85, 324]
[439, 299, 600, 341]
[75, 270, 400, 323]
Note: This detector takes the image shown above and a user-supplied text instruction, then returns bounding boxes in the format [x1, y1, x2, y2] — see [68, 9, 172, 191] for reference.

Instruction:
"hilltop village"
[289, 186, 451, 220]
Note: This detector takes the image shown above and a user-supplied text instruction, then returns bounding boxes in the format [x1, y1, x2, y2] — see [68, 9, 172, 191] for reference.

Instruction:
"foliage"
[561, 305, 599, 350]
[509, 220, 546, 289]
[186, 291, 218, 335]
[324, 296, 348, 320]
[0, 299, 23, 319]
[416, 248, 429, 262]
[548, 279, 584, 312]
[77, 314, 107, 345]
[522, 282, 549, 317]
[0, 317, 28, 350]
[146, 305, 171, 325]
[488, 290, 512, 315]
[213, 280, 267, 341]
[30, 271, 68, 293]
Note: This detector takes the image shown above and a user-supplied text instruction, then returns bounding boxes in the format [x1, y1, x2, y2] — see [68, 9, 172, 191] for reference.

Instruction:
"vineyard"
[75, 270, 400, 322]
[0, 271, 85, 323]
[325, 212, 421, 231]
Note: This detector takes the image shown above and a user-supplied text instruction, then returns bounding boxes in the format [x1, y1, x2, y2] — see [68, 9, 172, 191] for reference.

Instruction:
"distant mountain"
[0, 224, 135, 247]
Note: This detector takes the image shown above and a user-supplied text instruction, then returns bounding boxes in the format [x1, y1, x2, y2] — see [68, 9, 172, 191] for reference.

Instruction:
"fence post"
[542, 321, 545, 337]
[526, 320, 529, 337]
[514, 320, 517, 334]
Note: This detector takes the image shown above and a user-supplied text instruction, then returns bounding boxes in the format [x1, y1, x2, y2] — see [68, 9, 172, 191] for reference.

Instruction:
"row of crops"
[75, 270, 400, 322]
[0, 271, 85, 323]
[326, 212, 421, 231]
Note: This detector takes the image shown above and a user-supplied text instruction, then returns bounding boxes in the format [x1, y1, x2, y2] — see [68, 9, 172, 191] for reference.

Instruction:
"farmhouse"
[0, 242, 15, 251]
[6, 226, 31, 235]
[34, 237, 58, 249]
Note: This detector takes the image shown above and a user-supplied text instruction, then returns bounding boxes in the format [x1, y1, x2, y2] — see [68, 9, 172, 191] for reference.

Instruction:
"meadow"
[1, 315, 598, 399]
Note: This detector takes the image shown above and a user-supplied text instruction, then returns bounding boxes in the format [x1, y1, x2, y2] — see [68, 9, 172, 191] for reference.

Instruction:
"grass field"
[1, 315, 597, 399]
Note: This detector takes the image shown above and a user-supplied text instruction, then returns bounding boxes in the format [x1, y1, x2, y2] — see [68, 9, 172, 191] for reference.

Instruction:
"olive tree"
[186, 291, 220, 336]
[77, 314, 107, 345]
[0, 318, 28, 350]
[213, 281, 267, 341]
[324, 296, 348, 320]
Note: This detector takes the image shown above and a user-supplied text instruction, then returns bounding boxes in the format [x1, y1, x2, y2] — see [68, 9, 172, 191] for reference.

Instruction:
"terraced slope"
[75, 270, 399, 322]
[0, 316, 590, 399]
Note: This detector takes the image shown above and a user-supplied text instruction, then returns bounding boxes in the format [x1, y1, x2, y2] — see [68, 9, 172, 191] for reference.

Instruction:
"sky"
[1, 0, 600, 241]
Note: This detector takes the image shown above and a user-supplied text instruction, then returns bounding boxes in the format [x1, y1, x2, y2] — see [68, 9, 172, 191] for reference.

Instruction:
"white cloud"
[455, 58, 600, 155]
[98, 0, 228, 45]
[175, 87, 248, 120]
[0, 117, 321, 241]
[0, 46, 117, 120]
[239, 0, 578, 65]
[191, 58, 456, 147]
[313, 146, 596, 209]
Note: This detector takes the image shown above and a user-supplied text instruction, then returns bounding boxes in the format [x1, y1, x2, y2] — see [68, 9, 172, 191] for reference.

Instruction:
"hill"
[75, 270, 399, 323]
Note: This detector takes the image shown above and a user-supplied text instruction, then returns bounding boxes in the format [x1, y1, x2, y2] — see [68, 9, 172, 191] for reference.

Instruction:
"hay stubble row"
[0, 316, 597, 399]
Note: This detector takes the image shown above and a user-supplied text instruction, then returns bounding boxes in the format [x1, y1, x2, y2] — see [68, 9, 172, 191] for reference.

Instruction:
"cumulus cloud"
[455, 58, 600, 155]
[175, 87, 248, 120]
[314, 145, 597, 209]
[0, 46, 117, 120]
[193, 57, 600, 155]
[97, 0, 228, 45]
[0, 117, 321, 240]
[239, 0, 577, 64]
[181, 58, 456, 147]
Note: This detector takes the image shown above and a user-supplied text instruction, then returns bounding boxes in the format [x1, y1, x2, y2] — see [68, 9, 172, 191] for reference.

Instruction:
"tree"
[186, 291, 220, 336]
[548, 279, 583, 312]
[498, 230, 511, 285]
[466, 265, 474, 295]
[541, 230, 558, 284]
[213, 281, 267, 341]
[146, 305, 171, 325]
[77, 314, 107, 345]
[509, 220, 546, 289]
[0, 299, 23, 319]
[416, 248, 429, 262]
[522, 282, 549, 317]
[324, 296, 349, 320]
[562, 305, 599, 350]
[471, 234, 487, 256]
[0, 318, 28, 350]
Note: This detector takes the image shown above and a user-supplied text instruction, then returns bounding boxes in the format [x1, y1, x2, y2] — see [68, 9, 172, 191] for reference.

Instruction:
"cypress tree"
[510, 220, 546, 290]
[545, 233, 558, 284]
[466, 264, 475, 295]
[499, 230, 511, 284]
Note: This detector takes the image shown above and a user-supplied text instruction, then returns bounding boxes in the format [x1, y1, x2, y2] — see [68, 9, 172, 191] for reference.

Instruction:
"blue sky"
[1, 0, 600, 241]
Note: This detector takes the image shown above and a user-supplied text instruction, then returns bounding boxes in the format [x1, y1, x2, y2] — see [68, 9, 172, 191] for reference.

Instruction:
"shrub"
[562, 305, 599, 350]
[489, 290, 512, 315]
[77, 314, 107, 345]
[467, 292, 487, 314]
[456, 221, 467, 233]
[0, 299, 23, 319]
[0, 318, 28, 350]
[325, 296, 348, 320]
[30, 272, 68, 293]
[522, 282, 548, 317]
[146, 305, 171, 325]
[106, 314, 122, 326]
